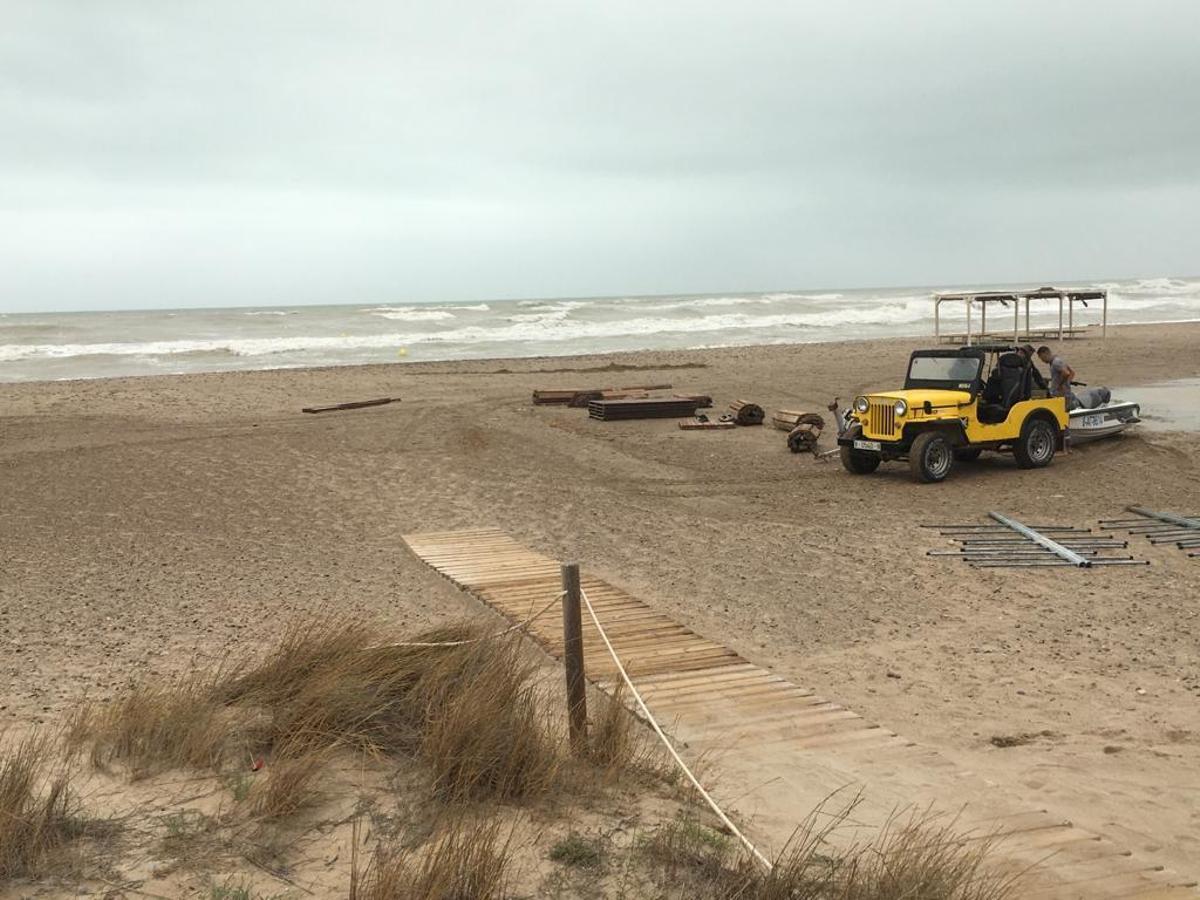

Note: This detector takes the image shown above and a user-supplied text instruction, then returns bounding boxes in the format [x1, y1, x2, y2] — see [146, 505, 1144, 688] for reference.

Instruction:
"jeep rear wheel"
[840, 426, 881, 475]
[909, 431, 954, 483]
[1014, 416, 1057, 469]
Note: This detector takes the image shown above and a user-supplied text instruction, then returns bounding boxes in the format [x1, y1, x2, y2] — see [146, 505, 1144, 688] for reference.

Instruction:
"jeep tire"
[953, 447, 982, 462]
[1014, 416, 1057, 469]
[840, 426, 881, 475]
[909, 431, 954, 483]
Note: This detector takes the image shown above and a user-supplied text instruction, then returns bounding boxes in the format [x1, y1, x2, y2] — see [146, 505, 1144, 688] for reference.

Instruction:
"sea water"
[1, 276, 1197, 383]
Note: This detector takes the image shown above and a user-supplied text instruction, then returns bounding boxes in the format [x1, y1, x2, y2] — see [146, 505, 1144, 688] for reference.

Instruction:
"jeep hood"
[866, 388, 973, 406]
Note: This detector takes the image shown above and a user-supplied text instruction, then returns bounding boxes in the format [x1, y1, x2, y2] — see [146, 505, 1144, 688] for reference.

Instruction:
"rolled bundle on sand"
[786, 413, 827, 453]
[729, 399, 765, 426]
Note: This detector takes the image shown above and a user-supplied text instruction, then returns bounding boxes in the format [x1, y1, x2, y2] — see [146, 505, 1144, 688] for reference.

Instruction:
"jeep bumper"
[837, 435, 908, 454]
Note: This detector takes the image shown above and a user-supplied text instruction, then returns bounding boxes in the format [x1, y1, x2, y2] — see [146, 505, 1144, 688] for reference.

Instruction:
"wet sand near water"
[1117, 377, 1200, 432]
[2, 321, 1199, 881]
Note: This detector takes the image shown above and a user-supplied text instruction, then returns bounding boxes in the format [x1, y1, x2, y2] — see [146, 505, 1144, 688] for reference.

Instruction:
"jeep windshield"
[905, 352, 983, 392]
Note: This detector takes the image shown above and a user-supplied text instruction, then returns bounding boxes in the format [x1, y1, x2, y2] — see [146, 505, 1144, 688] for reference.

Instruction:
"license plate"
[853, 439, 881, 451]
[1080, 414, 1105, 428]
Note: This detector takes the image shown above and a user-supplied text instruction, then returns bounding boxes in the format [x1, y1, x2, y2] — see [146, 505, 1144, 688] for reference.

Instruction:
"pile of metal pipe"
[922, 512, 1148, 568]
[1099, 506, 1200, 557]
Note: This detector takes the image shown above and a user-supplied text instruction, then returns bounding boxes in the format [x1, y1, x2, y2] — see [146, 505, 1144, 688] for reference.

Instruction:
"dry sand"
[2, 322, 1199, 882]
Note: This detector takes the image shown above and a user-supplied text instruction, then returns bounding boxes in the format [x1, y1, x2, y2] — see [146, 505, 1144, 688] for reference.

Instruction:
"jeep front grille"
[867, 400, 896, 437]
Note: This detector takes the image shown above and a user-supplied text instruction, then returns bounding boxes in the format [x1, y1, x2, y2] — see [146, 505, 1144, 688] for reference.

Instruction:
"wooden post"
[561, 562, 587, 753]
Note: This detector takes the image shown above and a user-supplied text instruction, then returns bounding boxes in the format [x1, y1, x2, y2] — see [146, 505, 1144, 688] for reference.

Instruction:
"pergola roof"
[934, 287, 1106, 303]
[932, 286, 1109, 344]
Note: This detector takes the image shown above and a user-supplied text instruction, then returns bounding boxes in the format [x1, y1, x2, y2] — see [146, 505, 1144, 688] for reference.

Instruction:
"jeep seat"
[977, 353, 1027, 424]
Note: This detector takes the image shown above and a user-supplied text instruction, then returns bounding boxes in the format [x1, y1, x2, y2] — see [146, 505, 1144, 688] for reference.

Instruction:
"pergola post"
[1025, 296, 1030, 338]
[965, 299, 972, 346]
[981, 300, 987, 337]
[1102, 293, 1108, 339]
[1014, 298, 1019, 343]
[1058, 297, 1064, 340]
[934, 298, 941, 342]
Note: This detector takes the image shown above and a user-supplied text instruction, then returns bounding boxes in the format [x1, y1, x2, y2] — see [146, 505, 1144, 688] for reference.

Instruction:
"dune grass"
[68, 677, 230, 778]
[70, 620, 565, 808]
[636, 803, 1019, 900]
[0, 733, 90, 879]
[349, 817, 512, 900]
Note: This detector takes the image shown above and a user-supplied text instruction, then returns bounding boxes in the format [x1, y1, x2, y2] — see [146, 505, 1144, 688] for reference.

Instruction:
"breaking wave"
[2, 276, 1197, 380]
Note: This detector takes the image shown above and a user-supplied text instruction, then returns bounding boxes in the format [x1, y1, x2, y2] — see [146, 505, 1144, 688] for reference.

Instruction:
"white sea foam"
[362, 303, 490, 314]
[637, 296, 774, 312]
[370, 309, 457, 322]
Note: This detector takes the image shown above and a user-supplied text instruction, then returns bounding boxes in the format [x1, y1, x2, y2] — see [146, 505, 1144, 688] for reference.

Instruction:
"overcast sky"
[2, 1, 1198, 312]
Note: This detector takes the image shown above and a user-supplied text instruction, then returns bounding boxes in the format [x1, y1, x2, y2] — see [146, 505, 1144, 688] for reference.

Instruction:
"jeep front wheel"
[840, 426, 881, 475]
[1014, 416, 1057, 469]
[909, 431, 954, 483]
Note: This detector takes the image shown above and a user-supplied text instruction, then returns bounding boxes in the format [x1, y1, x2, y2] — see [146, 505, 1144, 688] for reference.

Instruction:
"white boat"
[1068, 399, 1141, 443]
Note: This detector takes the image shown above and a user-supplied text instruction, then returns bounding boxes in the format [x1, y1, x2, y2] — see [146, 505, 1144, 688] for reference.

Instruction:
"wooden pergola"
[933, 287, 1108, 345]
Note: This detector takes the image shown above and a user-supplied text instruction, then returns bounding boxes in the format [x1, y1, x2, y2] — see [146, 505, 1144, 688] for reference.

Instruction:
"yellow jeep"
[838, 346, 1068, 483]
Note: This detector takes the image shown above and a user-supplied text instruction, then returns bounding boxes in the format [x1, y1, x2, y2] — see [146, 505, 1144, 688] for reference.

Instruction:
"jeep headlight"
[894, 399, 908, 417]
[854, 396, 869, 413]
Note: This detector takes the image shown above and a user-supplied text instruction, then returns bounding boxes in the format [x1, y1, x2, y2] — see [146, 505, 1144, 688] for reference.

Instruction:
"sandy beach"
[2, 322, 1199, 882]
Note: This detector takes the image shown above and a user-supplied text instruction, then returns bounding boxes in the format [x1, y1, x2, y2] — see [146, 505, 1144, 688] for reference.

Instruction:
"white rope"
[579, 586, 774, 872]
[370, 591, 566, 649]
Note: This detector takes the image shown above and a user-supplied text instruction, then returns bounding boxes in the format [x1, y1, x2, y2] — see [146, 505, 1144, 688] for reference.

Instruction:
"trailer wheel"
[1014, 416, 1057, 469]
[909, 431, 954, 483]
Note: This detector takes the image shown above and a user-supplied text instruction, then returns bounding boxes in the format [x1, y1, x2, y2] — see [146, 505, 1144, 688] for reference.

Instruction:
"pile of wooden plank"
[728, 400, 765, 426]
[678, 418, 735, 430]
[588, 395, 713, 421]
[532, 384, 671, 405]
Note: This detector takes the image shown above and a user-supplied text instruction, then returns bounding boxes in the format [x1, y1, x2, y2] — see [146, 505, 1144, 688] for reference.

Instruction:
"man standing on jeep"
[1037, 345, 1077, 409]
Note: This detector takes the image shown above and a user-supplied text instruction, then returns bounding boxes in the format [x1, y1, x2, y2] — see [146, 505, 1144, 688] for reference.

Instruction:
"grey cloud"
[1, 0, 1198, 311]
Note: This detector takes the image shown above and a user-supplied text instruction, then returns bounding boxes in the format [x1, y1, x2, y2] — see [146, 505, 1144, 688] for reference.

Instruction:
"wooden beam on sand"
[565, 390, 650, 408]
[589, 396, 713, 421]
[532, 384, 673, 405]
[301, 397, 401, 414]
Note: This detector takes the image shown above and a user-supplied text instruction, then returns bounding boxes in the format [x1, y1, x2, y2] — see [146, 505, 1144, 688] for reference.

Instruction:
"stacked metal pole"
[923, 513, 1147, 568]
[1099, 506, 1200, 558]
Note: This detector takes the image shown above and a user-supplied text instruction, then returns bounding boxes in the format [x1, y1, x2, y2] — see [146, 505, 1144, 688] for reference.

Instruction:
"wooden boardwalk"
[403, 528, 1197, 899]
